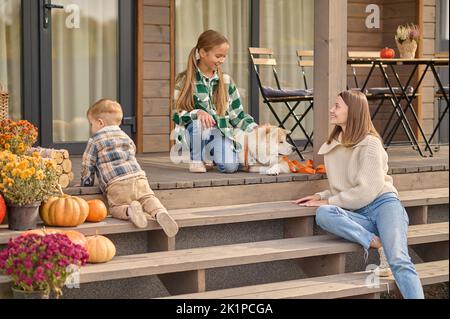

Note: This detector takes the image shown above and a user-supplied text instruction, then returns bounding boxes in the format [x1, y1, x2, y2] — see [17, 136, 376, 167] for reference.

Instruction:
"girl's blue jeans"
[315, 192, 425, 299]
[186, 120, 240, 173]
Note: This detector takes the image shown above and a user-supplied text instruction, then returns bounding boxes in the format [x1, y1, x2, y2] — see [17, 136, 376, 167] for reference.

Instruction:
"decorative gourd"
[0, 194, 6, 225]
[86, 235, 116, 263]
[86, 199, 108, 222]
[40, 194, 89, 227]
[21, 228, 87, 248]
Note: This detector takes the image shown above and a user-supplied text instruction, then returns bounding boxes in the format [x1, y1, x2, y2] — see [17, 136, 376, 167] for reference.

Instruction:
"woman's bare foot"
[370, 235, 382, 249]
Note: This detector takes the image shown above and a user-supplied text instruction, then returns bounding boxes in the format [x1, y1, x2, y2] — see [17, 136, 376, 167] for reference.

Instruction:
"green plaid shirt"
[172, 69, 257, 152]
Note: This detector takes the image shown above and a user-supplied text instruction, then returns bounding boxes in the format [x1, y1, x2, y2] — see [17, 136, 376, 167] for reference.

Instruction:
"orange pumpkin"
[86, 199, 108, 222]
[63, 230, 88, 248]
[86, 235, 116, 263]
[21, 229, 87, 248]
[40, 195, 89, 227]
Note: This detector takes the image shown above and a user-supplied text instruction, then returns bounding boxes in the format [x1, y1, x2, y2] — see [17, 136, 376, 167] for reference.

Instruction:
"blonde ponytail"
[176, 47, 198, 113]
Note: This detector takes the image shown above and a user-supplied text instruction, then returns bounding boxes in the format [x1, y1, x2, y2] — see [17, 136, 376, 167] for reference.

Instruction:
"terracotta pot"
[11, 287, 50, 299]
[7, 202, 41, 231]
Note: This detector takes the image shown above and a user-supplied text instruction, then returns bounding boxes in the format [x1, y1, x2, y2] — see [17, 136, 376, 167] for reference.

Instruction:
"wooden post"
[159, 270, 206, 296]
[284, 216, 315, 238]
[313, 0, 348, 164]
[299, 253, 346, 277]
[406, 206, 428, 225]
[148, 230, 176, 252]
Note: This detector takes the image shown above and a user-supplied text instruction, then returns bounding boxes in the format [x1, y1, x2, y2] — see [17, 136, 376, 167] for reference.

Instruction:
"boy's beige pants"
[106, 175, 167, 220]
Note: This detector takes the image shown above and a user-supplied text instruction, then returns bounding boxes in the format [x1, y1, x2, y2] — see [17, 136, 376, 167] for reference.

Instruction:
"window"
[0, 0, 21, 120]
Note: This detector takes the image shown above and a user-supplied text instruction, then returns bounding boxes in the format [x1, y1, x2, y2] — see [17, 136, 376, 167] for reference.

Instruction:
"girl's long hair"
[175, 30, 229, 116]
[327, 90, 382, 146]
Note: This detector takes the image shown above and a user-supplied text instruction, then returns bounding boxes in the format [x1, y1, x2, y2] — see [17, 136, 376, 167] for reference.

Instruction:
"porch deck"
[68, 146, 449, 191]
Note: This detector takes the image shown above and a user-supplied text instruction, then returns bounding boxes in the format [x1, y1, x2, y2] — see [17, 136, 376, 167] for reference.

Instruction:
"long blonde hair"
[175, 30, 229, 116]
[327, 90, 382, 146]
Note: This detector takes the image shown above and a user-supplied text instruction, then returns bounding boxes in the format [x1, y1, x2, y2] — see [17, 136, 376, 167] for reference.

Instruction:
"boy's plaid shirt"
[172, 70, 258, 152]
[81, 126, 144, 192]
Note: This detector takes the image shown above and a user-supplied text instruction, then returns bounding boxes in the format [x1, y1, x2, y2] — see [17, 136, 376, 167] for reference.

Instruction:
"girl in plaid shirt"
[173, 30, 258, 173]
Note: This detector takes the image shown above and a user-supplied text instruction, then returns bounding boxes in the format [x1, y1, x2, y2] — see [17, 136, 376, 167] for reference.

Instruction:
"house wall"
[141, 0, 171, 153]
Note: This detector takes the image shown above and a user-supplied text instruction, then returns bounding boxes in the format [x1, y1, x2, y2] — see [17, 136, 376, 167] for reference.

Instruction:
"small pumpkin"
[86, 235, 116, 263]
[0, 194, 6, 225]
[86, 199, 108, 222]
[40, 195, 89, 227]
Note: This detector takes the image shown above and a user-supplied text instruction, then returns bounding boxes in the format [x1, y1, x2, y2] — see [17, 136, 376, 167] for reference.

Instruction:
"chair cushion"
[367, 86, 414, 95]
[262, 87, 313, 98]
[436, 86, 449, 94]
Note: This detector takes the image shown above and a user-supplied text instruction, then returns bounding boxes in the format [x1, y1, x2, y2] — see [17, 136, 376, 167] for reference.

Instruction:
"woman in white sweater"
[294, 90, 424, 299]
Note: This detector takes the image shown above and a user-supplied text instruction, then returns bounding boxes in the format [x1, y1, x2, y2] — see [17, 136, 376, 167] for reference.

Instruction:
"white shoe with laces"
[189, 161, 207, 173]
[374, 247, 392, 277]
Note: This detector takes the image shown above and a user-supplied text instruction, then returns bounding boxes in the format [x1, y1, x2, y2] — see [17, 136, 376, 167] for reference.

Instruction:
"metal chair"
[249, 47, 314, 160]
[348, 51, 419, 149]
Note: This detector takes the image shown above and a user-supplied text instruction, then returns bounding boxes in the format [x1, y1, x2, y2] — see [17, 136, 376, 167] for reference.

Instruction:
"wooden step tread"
[0, 188, 447, 244]
[163, 260, 449, 299]
[1, 223, 446, 286]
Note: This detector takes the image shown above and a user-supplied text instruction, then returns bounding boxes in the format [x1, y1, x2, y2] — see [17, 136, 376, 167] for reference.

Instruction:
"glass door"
[38, 0, 135, 153]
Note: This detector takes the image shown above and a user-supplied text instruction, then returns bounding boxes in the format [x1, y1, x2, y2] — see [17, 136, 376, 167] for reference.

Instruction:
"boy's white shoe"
[189, 161, 206, 173]
[127, 201, 148, 229]
[156, 210, 179, 237]
[374, 247, 392, 277]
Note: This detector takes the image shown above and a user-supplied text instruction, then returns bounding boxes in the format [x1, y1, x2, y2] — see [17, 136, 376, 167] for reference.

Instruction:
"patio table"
[347, 57, 449, 157]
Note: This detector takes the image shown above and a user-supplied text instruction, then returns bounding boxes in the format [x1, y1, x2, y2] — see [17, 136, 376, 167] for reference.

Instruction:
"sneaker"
[189, 161, 207, 173]
[156, 211, 179, 237]
[374, 247, 392, 277]
[127, 201, 148, 229]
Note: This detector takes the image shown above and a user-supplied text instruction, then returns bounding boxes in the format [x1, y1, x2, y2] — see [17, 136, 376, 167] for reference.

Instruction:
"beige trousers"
[106, 175, 167, 220]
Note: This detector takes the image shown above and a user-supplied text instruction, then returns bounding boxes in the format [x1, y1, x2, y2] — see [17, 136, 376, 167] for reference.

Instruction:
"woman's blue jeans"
[186, 120, 240, 173]
[315, 192, 425, 299]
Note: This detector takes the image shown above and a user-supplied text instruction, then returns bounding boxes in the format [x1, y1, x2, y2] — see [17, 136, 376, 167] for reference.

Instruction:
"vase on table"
[6, 202, 41, 230]
[396, 39, 418, 59]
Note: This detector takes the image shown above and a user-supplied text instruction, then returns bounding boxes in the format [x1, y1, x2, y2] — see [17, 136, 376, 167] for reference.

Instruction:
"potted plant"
[0, 119, 38, 155]
[0, 150, 59, 230]
[395, 23, 420, 59]
[0, 233, 89, 298]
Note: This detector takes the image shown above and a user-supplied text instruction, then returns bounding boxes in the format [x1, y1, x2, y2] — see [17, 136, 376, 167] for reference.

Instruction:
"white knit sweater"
[315, 134, 398, 210]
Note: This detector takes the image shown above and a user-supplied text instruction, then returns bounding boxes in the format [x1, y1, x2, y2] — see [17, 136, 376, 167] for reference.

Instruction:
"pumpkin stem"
[57, 184, 64, 196]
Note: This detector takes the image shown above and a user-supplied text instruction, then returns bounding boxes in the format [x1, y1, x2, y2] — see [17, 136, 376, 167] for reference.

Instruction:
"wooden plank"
[298, 60, 314, 67]
[144, 6, 169, 25]
[144, 43, 170, 61]
[406, 206, 428, 225]
[252, 58, 277, 66]
[143, 134, 170, 152]
[249, 47, 273, 55]
[144, 0, 169, 6]
[143, 116, 170, 134]
[298, 253, 346, 277]
[144, 25, 170, 43]
[1, 188, 446, 245]
[144, 62, 170, 80]
[143, 98, 170, 116]
[0, 225, 447, 288]
[143, 80, 170, 98]
[297, 50, 314, 57]
[162, 260, 448, 299]
[159, 270, 205, 295]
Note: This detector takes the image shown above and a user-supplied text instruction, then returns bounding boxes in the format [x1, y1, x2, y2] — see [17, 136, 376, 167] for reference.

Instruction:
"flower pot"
[396, 39, 417, 59]
[11, 287, 50, 299]
[7, 202, 41, 231]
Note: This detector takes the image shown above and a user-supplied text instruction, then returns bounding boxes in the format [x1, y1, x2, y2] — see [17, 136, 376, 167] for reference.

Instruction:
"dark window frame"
[21, 0, 136, 154]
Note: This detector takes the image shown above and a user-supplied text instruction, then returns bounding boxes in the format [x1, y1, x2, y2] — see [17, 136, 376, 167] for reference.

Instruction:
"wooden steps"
[0, 188, 447, 245]
[1, 222, 447, 294]
[162, 260, 449, 299]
